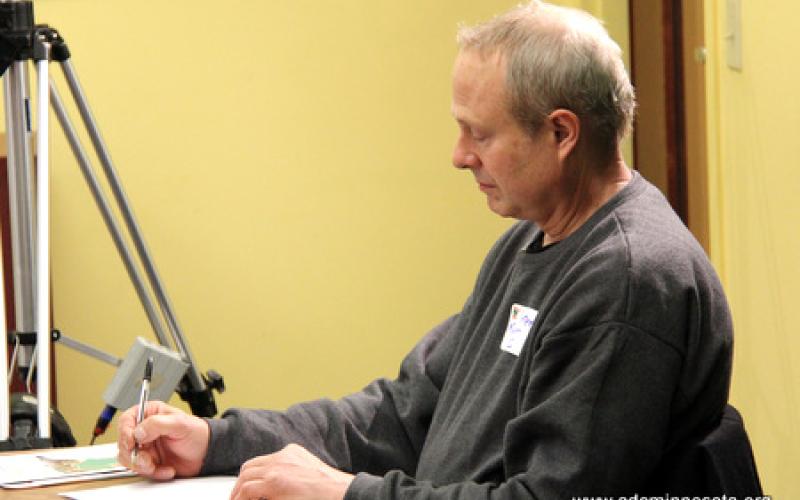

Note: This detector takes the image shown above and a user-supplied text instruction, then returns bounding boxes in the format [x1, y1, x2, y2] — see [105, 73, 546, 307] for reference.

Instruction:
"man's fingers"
[240, 453, 275, 471]
[236, 463, 266, 483]
[232, 460, 265, 498]
[231, 469, 274, 500]
[119, 446, 156, 474]
[232, 478, 271, 500]
[133, 449, 154, 474]
[117, 449, 130, 469]
[239, 443, 309, 472]
[231, 446, 353, 500]
[118, 401, 162, 429]
[134, 413, 190, 445]
[117, 408, 139, 453]
[121, 448, 175, 481]
[118, 426, 134, 454]
[117, 436, 151, 469]
[118, 401, 179, 451]
[150, 464, 177, 481]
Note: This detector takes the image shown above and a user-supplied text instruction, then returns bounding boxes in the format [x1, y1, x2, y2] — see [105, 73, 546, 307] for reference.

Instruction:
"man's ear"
[548, 109, 580, 162]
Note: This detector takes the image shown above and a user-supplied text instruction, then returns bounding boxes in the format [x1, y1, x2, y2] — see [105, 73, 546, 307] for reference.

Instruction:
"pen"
[131, 356, 154, 466]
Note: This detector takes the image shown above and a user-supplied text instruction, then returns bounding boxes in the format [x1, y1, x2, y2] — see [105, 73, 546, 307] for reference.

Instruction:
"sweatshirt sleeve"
[199, 314, 460, 476]
[345, 322, 683, 499]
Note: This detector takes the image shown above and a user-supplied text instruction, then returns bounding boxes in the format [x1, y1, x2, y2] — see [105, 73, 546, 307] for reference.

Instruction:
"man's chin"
[486, 199, 516, 219]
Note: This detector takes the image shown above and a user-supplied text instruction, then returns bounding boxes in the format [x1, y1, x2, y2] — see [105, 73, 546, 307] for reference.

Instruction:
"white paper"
[0, 443, 133, 488]
[60, 475, 237, 500]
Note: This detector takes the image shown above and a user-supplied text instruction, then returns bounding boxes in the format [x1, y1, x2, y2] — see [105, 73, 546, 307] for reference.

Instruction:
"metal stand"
[0, 0, 224, 449]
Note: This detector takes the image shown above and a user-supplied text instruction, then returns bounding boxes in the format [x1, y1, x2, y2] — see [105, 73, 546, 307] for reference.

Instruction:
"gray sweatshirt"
[201, 172, 732, 498]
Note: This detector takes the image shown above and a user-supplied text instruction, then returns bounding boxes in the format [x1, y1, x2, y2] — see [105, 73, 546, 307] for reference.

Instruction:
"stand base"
[0, 436, 52, 451]
[3, 393, 77, 449]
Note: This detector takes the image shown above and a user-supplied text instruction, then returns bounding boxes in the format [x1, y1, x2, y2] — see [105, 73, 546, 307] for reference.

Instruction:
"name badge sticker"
[500, 303, 538, 356]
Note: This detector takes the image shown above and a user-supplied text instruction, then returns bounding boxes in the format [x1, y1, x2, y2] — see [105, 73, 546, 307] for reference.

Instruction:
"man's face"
[451, 50, 563, 223]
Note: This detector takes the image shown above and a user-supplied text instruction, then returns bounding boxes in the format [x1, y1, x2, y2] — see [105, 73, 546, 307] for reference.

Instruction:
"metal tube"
[35, 57, 51, 439]
[56, 334, 121, 367]
[59, 61, 205, 391]
[0, 65, 18, 443]
[4, 61, 36, 371]
[49, 80, 172, 348]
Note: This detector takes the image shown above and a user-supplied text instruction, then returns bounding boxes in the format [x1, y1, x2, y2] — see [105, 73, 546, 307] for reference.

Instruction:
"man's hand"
[230, 443, 354, 500]
[117, 400, 210, 480]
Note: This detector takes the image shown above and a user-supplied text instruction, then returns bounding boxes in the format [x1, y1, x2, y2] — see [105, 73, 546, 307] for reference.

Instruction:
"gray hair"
[457, 1, 636, 161]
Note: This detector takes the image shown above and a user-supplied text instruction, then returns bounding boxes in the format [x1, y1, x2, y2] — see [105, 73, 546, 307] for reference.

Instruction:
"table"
[0, 476, 140, 499]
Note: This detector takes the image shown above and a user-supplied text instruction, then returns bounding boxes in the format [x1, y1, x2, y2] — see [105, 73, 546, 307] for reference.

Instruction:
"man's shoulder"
[613, 179, 715, 284]
[560, 178, 727, 334]
[591, 180, 729, 346]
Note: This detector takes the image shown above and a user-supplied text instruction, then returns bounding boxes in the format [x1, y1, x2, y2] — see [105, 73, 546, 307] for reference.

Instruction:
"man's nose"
[452, 137, 477, 169]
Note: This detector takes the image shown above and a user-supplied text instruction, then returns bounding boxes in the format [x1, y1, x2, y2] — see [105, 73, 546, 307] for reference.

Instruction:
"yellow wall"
[705, 1, 800, 497]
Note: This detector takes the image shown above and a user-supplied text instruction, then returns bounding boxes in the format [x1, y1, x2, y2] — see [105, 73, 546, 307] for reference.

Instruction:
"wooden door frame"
[629, 0, 709, 252]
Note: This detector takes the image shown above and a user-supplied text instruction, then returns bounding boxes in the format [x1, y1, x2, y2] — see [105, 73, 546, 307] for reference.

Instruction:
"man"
[118, 2, 732, 499]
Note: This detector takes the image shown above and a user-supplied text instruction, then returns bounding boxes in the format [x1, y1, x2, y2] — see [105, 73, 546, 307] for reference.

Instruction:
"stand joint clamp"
[178, 369, 225, 418]
[7, 329, 61, 346]
[0, 0, 70, 75]
[32, 26, 67, 62]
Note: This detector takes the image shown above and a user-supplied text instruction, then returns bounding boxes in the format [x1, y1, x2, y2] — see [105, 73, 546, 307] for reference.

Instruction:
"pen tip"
[144, 356, 154, 379]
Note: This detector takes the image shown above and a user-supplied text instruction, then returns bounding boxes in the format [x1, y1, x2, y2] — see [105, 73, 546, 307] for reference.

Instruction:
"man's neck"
[540, 154, 632, 247]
